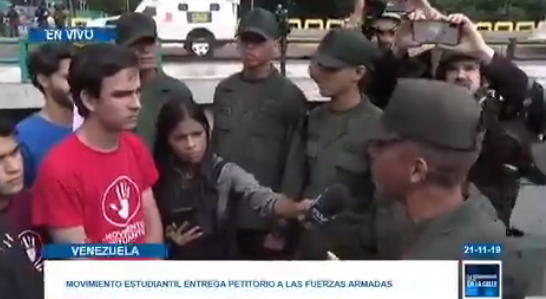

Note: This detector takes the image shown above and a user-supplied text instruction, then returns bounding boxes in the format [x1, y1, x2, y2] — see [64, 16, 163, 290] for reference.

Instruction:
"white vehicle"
[86, 0, 239, 57]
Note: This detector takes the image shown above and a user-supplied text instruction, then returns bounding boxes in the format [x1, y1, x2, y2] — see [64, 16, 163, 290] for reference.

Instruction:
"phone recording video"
[411, 20, 461, 46]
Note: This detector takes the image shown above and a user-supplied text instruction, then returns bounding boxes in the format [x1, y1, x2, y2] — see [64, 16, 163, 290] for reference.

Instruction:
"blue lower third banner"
[462, 260, 502, 298]
[28, 27, 116, 44]
[42, 244, 167, 259]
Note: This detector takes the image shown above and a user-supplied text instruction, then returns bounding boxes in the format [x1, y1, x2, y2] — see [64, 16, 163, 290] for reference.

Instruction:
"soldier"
[368, 78, 539, 297]
[211, 8, 307, 259]
[287, 28, 382, 259]
[115, 12, 193, 149]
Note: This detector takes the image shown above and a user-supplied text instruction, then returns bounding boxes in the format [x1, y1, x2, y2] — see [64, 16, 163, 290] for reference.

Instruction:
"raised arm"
[220, 162, 310, 219]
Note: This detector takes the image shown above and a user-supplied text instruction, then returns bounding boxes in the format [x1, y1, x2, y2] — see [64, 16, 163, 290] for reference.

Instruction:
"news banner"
[27, 27, 116, 44]
[39, 243, 503, 299]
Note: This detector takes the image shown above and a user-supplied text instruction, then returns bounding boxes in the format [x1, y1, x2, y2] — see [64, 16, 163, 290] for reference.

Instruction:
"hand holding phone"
[411, 20, 461, 46]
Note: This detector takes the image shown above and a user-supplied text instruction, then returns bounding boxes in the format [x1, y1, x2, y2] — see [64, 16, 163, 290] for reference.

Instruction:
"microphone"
[306, 184, 353, 225]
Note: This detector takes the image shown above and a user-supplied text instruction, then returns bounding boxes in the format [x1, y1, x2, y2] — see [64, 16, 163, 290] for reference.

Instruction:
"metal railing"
[488, 39, 546, 61]
[0, 38, 29, 82]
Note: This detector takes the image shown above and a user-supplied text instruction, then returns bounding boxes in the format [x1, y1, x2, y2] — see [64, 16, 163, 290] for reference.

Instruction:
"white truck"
[86, 0, 240, 57]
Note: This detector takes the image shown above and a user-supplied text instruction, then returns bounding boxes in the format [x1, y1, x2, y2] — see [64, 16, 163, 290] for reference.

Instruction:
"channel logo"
[462, 260, 502, 299]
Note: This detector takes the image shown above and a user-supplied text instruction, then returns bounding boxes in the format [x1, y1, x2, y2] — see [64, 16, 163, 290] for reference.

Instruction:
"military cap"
[237, 8, 279, 40]
[371, 78, 483, 151]
[115, 12, 157, 46]
[313, 28, 379, 69]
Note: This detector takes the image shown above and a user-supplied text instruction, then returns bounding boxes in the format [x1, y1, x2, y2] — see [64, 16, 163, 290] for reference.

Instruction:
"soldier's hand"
[166, 222, 203, 246]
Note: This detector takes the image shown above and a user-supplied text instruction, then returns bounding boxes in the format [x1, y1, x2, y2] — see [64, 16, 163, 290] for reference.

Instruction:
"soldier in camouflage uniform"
[211, 8, 307, 259]
[285, 28, 382, 259]
[368, 78, 543, 298]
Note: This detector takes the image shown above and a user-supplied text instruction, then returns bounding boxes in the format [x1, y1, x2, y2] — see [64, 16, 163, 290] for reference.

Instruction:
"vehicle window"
[178, 3, 188, 11]
[210, 3, 219, 11]
[105, 20, 117, 26]
[142, 6, 157, 16]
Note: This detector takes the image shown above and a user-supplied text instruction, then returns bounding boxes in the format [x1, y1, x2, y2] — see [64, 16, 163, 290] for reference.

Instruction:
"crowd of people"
[1, 0, 546, 297]
[0, 2, 67, 37]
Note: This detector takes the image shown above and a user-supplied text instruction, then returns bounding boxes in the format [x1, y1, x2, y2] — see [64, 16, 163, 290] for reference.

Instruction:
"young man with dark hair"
[31, 44, 163, 246]
[0, 115, 46, 271]
[17, 43, 75, 187]
[0, 116, 44, 299]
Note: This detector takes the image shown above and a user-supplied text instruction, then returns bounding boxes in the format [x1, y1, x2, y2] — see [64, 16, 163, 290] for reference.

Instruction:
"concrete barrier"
[1, 60, 544, 110]
[0, 61, 323, 109]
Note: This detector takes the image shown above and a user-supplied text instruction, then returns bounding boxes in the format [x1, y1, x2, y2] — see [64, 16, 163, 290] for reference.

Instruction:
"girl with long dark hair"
[153, 96, 317, 260]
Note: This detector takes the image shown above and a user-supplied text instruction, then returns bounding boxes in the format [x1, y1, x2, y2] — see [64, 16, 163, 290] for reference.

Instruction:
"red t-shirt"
[31, 132, 158, 244]
[1, 190, 46, 271]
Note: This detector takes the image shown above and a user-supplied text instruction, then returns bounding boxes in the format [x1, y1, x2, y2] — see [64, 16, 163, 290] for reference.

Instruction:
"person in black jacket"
[431, 14, 546, 230]
[0, 215, 43, 299]
[152, 95, 346, 260]
[0, 116, 43, 298]
[369, 9, 546, 233]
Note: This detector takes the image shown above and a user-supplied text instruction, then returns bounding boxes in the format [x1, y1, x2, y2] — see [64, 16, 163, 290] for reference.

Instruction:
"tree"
[86, 0, 139, 14]
[84, 0, 546, 21]
[431, 0, 546, 21]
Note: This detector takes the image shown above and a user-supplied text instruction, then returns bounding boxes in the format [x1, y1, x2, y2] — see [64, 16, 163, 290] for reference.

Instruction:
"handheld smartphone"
[168, 207, 215, 235]
[411, 20, 461, 46]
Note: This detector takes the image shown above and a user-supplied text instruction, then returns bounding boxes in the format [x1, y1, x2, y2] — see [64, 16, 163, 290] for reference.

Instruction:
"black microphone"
[306, 184, 353, 225]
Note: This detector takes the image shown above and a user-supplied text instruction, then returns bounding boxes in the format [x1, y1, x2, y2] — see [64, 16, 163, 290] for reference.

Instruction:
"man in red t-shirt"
[32, 44, 163, 245]
[0, 117, 46, 272]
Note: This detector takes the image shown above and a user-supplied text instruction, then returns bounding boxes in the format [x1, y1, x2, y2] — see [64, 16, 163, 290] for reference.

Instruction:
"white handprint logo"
[101, 176, 141, 227]
[21, 234, 36, 262]
[18, 231, 43, 271]
[110, 182, 130, 219]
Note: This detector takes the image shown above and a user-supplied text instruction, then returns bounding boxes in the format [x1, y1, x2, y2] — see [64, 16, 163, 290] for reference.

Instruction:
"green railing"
[0, 36, 540, 85]
[0, 37, 162, 84]
[0, 38, 30, 83]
